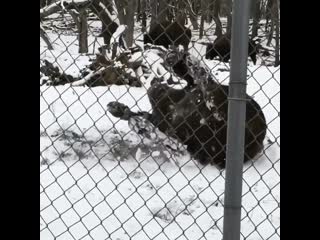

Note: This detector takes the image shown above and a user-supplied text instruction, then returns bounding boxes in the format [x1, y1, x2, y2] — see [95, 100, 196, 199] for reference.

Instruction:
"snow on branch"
[110, 24, 128, 59]
[40, 0, 90, 19]
[71, 67, 107, 86]
[99, 1, 120, 25]
[110, 25, 127, 46]
[41, 44, 196, 90]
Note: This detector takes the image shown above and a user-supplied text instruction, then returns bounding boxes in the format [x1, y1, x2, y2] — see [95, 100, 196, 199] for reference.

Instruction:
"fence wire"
[40, 1, 280, 240]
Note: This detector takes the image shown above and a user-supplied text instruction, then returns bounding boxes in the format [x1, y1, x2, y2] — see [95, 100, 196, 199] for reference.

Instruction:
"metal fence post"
[222, 0, 251, 240]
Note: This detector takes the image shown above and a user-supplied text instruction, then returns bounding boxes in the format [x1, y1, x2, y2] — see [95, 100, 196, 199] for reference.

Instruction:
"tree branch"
[40, 0, 91, 19]
[40, 23, 54, 50]
[71, 67, 106, 86]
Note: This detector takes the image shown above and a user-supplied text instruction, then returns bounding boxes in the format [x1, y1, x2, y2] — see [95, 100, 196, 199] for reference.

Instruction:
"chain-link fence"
[40, 1, 280, 239]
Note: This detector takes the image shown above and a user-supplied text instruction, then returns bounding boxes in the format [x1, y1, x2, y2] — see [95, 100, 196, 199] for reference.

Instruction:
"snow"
[41, 19, 279, 240]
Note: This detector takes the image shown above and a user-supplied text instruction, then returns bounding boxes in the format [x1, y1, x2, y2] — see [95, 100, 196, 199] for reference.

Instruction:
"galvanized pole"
[222, 0, 251, 240]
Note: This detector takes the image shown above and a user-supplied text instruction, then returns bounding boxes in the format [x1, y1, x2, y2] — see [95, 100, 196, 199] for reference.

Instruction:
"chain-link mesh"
[40, 1, 280, 239]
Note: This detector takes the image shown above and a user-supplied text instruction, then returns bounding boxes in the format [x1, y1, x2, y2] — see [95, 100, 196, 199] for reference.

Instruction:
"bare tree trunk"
[137, 0, 141, 21]
[114, 0, 126, 24]
[66, 7, 88, 53]
[150, 0, 158, 31]
[265, 0, 272, 32]
[192, 0, 200, 14]
[251, 0, 261, 39]
[205, 0, 213, 22]
[266, 0, 275, 46]
[274, 0, 280, 66]
[199, 0, 205, 38]
[158, 0, 168, 23]
[79, 9, 88, 53]
[125, 0, 137, 47]
[267, 20, 274, 46]
[265, 15, 269, 32]
[185, 0, 199, 29]
[89, 0, 118, 45]
[213, 0, 222, 37]
[141, 0, 147, 32]
[114, 0, 137, 47]
[226, 0, 233, 35]
[167, 1, 174, 22]
[189, 12, 199, 30]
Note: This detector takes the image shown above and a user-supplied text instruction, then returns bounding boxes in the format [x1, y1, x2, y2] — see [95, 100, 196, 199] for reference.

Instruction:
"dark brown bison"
[205, 34, 259, 65]
[107, 50, 267, 169]
[144, 21, 192, 51]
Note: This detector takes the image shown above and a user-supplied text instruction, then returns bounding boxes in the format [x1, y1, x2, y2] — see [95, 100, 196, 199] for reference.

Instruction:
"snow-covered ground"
[41, 18, 279, 240]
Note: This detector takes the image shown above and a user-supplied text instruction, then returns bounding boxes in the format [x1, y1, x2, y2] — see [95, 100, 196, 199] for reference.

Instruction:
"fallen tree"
[40, 24, 268, 168]
[40, 0, 91, 19]
[40, 24, 203, 89]
[40, 24, 143, 87]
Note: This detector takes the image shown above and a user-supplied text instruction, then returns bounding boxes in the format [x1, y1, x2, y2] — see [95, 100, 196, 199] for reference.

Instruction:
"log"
[71, 67, 107, 86]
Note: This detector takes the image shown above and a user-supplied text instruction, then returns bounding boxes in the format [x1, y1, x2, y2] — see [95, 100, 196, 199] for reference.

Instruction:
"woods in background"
[40, 0, 280, 66]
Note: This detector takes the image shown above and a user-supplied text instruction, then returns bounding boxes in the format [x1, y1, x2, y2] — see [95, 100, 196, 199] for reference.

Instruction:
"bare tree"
[137, 0, 141, 21]
[226, 0, 233, 35]
[126, 0, 137, 46]
[192, 0, 201, 15]
[166, 0, 175, 22]
[150, 0, 158, 31]
[141, 0, 147, 32]
[79, 8, 88, 53]
[265, 0, 273, 32]
[251, 0, 261, 39]
[213, 0, 222, 37]
[199, 0, 206, 39]
[114, 0, 126, 24]
[274, 0, 280, 66]
[114, 0, 137, 47]
[200, 0, 222, 38]
[67, 8, 89, 53]
[89, 0, 119, 45]
[158, 0, 168, 23]
[266, 0, 275, 46]
[185, 0, 199, 29]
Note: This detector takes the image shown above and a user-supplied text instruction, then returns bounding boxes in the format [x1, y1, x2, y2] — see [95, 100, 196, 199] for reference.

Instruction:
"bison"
[144, 21, 192, 51]
[107, 50, 267, 169]
[205, 34, 259, 65]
